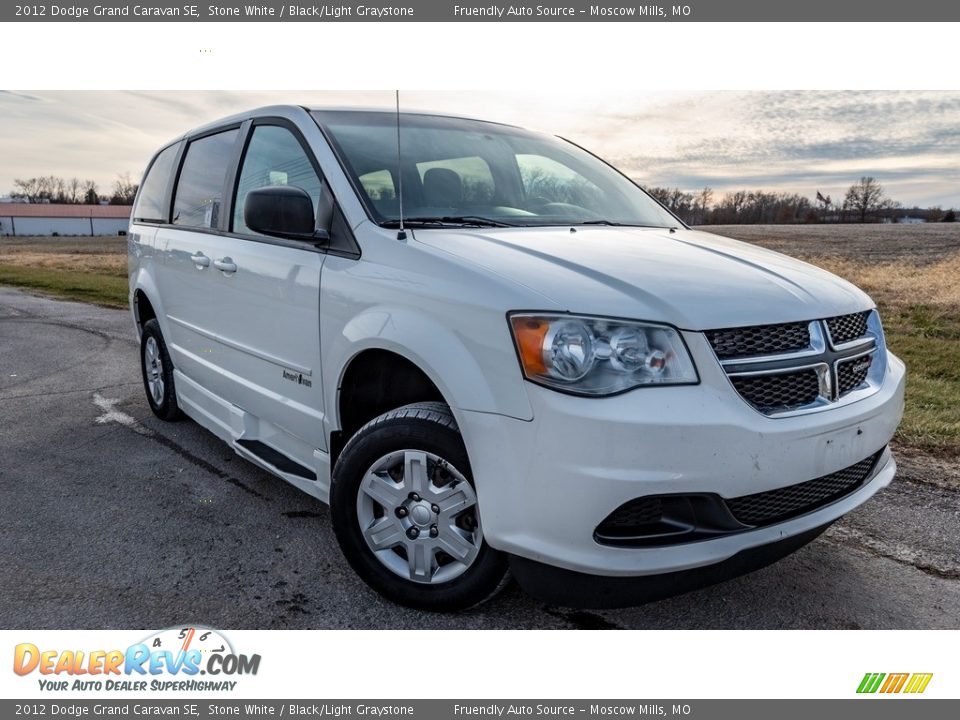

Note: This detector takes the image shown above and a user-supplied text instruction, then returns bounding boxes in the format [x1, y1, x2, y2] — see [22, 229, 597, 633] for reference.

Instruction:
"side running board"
[236, 439, 317, 481]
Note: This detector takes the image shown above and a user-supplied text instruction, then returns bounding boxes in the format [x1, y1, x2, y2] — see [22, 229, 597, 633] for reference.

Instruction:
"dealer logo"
[857, 672, 933, 694]
[13, 626, 261, 692]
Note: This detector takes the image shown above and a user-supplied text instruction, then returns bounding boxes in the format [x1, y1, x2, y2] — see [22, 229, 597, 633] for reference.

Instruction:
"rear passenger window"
[172, 129, 239, 229]
[133, 143, 179, 223]
[233, 125, 323, 236]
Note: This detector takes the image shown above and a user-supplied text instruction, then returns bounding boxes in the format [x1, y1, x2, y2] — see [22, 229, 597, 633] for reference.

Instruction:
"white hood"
[414, 226, 873, 330]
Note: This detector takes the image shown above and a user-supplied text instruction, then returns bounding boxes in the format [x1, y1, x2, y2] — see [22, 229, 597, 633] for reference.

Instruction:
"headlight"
[509, 313, 698, 396]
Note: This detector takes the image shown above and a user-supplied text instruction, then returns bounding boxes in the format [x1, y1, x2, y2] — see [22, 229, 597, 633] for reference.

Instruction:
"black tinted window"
[133, 143, 178, 223]
[233, 125, 323, 235]
[173, 129, 239, 228]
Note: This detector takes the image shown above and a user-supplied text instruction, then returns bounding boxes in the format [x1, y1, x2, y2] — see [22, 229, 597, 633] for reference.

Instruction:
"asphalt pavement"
[1, 286, 959, 629]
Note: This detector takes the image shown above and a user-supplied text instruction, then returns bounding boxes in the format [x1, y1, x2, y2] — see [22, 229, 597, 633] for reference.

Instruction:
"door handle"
[190, 252, 210, 269]
[214, 257, 238, 274]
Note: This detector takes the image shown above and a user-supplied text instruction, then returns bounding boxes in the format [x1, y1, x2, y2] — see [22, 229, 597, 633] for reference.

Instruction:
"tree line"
[8, 173, 138, 206]
[645, 177, 956, 225]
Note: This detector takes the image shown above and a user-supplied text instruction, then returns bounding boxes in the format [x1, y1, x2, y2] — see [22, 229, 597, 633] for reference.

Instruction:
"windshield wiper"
[381, 216, 516, 228]
[579, 220, 674, 228]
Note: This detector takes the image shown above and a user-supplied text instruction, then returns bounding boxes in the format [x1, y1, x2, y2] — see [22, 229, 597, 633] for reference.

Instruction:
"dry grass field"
[2, 225, 959, 463]
[706, 224, 960, 462]
[705, 223, 960, 265]
[0, 235, 127, 307]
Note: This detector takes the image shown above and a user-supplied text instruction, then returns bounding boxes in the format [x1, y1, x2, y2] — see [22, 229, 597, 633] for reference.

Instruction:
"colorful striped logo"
[857, 672, 933, 694]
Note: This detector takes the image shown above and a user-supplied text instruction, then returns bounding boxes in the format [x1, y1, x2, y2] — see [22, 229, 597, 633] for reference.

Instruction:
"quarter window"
[133, 143, 179, 223]
[172, 129, 239, 229]
[233, 125, 323, 236]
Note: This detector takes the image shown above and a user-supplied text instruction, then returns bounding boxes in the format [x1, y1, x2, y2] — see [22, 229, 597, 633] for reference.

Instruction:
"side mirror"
[243, 185, 328, 242]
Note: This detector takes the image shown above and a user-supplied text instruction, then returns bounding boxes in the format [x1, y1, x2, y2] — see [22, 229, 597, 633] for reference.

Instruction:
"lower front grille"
[599, 497, 663, 531]
[726, 451, 883, 527]
[593, 449, 887, 548]
[730, 369, 820, 412]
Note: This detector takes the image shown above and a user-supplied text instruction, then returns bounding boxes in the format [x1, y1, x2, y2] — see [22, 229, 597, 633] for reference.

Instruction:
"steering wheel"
[523, 196, 553, 211]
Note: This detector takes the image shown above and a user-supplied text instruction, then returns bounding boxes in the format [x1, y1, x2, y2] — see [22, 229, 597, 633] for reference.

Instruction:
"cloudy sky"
[1, 90, 958, 208]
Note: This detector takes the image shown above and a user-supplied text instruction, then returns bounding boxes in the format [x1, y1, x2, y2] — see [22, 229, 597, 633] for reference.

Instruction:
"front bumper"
[456, 343, 905, 578]
[509, 520, 835, 609]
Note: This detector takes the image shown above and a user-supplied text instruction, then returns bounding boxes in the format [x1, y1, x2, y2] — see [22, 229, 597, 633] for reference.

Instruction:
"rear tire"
[140, 319, 182, 421]
[330, 402, 508, 611]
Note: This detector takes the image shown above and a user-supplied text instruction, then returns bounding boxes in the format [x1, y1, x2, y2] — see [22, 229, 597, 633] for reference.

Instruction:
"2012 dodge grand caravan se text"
[128, 105, 905, 611]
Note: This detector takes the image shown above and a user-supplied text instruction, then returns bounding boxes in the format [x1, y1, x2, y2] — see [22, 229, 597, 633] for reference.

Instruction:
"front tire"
[140, 319, 182, 421]
[330, 402, 508, 611]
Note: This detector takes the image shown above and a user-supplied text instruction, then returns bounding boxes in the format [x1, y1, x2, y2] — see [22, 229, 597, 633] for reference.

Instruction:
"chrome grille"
[705, 321, 810, 360]
[730, 370, 820, 412]
[726, 451, 882, 526]
[826, 311, 870, 345]
[837, 354, 872, 395]
[707, 310, 884, 417]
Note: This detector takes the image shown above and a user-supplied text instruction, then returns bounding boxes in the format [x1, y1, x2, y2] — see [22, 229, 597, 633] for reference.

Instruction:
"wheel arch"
[130, 270, 166, 339]
[328, 307, 534, 466]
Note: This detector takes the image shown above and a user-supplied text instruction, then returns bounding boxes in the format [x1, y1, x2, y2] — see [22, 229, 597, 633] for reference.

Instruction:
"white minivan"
[129, 105, 905, 610]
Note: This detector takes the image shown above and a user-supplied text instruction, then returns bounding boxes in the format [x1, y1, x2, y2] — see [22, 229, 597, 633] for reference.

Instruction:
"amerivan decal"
[282, 369, 312, 387]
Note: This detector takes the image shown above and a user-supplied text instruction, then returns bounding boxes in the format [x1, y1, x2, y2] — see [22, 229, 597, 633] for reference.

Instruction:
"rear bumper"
[456, 349, 904, 577]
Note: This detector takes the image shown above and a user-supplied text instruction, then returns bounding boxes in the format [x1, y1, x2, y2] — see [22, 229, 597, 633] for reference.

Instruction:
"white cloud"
[0, 90, 957, 207]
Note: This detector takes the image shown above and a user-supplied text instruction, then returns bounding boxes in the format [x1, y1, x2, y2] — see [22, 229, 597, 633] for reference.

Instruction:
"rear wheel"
[330, 402, 508, 611]
[140, 319, 181, 421]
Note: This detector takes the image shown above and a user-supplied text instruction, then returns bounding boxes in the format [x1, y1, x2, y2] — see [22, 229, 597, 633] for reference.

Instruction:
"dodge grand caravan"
[128, 105, 905, 610]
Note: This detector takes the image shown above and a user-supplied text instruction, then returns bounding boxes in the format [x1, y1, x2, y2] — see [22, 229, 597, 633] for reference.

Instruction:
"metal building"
[0, 204, 131, 236]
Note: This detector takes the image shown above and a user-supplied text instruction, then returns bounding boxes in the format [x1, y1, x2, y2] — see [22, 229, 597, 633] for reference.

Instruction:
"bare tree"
[696, 187, 713, 224]
[12, 177, 41, 202]
[110, 173, 138, 205]
[83, 180, 99, 205]
[12, 175, 101, 204]
[844, 177, 886, 223]
[66, 177, 82, 204]
[50, 175, 67, 203]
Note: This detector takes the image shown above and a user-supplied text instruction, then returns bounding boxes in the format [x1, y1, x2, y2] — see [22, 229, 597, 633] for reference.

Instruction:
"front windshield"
[313, 110, 680, 229]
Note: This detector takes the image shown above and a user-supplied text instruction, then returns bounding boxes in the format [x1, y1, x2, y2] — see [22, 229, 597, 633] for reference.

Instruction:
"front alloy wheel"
[357, 449, 481, 584]
[330, 402, 508, 611]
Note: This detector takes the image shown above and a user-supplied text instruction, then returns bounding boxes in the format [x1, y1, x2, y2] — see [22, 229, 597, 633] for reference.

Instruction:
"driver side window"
[233, 125, 323, 236]
[517, 154, 604, 209]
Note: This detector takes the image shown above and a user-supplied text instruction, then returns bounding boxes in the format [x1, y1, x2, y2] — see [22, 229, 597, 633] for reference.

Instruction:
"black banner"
[4, 0, 959, 22]
[2, 701, 958, 719]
